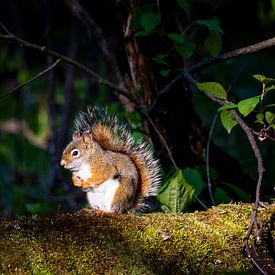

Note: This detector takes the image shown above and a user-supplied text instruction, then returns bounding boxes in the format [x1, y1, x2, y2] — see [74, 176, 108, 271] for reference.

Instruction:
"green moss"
[0, 203, 274, 274]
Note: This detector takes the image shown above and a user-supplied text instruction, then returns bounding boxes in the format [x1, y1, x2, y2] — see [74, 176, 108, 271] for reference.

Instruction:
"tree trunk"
[123, 0, 256, 199]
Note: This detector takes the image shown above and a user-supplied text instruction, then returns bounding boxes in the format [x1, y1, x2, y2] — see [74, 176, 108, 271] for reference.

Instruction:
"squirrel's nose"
[60, 159, 66, 167]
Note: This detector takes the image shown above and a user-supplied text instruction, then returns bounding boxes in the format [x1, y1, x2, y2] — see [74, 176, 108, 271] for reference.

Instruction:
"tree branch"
[150, 36, 275, 113]
[0, 58, 61, 99]
[188, 36, 275, 73]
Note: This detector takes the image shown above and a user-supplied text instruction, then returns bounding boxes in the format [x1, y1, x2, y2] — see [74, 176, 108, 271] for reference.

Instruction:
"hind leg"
[110, 177, 137, 213]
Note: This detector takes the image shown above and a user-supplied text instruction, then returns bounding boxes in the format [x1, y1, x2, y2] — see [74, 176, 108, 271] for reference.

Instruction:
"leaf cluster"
[131, 1, 223, 78]
[196, 76, 275, 135]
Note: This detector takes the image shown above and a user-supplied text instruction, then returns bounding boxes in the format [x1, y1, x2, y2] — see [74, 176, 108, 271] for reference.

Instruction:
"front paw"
[82, 180, 93, 190]
[72, 174, 83, 187]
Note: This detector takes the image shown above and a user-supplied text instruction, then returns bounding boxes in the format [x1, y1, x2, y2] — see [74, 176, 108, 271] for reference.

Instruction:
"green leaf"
[214, 187, 231, 204]
[205, 32, 222, 57]
[124, 110, 143, 128]
[253, 74, 266, 83]
[167, 33, 185, 44]
[220, 110, 238, 134]
[197, 166, 219, 182]
[18, 71, 30, 84]
[253, 74, 275, 84]
[218, 102, 237, 112]
[174, 39, 196, 60]
[176, 0, 191, 15]
[135, 30, 153, 37]
[196, 82, 227, 100]
[237, 96, 260, 117]
[131, 4, 155, 32]
[140, 12, 160, 33]
[265, 111, 275, 124]
[196, 19, 224, 34]
[152, 54, 168, 65]
[157, 169, 195, 213]
[265, 84, 275, 93]
[256, 113, 264, 122]
[264, 104, 275, 110]
[160, 69, 171, 77]
[182, 168, 206, 196]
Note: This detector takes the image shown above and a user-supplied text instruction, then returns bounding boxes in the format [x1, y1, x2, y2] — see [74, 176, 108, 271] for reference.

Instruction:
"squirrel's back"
[74, 106, 161, 198]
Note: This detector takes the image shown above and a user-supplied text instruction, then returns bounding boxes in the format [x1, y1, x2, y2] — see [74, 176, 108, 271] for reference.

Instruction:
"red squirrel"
[60, 106, 161, 213]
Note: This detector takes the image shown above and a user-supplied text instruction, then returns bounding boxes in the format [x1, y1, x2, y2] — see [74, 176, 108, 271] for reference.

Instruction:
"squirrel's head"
[60, 131, 95, 171]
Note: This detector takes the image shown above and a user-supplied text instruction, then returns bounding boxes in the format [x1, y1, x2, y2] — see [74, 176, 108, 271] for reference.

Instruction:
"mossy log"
[0, 203, 274, 274]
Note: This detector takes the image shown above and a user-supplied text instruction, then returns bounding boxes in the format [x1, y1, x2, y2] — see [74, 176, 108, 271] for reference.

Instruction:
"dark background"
[0, 0, 274, 216]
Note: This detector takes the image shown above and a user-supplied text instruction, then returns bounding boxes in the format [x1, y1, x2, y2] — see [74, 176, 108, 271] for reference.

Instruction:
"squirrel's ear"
[72, 131, 81, 141]
[82, 131, 93, 144]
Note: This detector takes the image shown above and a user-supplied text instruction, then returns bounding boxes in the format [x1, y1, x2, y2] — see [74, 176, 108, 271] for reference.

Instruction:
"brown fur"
[61, 105, 160, 213]
[92, 124, 124, 151]
[91, 125, 152, 197]
[61, 131, 140, 213]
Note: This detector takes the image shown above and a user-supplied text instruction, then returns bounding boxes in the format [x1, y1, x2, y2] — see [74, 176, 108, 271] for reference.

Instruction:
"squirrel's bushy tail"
[74, 106, 161, 197]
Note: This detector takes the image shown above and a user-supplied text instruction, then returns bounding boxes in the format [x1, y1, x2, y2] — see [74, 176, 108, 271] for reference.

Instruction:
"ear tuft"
[82, 131, 93, 144]
[72, 131, 81, 141]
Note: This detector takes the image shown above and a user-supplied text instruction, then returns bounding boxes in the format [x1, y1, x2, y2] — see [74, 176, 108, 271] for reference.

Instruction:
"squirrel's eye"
[71, 149, 79, 157]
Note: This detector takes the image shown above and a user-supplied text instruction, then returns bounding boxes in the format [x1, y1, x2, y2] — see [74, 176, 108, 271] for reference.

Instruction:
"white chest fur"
[75, 163, 92, 181]
[86, 178, 119, 212]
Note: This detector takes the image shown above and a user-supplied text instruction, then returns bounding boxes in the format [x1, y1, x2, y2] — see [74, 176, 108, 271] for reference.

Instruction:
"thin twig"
[244, 207, 267, 275]
[0, 58, 61, 99]
[0, 22, 10, 34]
[229, 110, 265, 203]
[0, 22, 139, 105]
[194, 194, 208, 210]
[140, 106, 208, 210]
[252, 130, 275, 142]
[227, 65, 245, 94]
[139, 108, 177, 169]
[206, 112, 218, 206]
[181, 71, 266, 274]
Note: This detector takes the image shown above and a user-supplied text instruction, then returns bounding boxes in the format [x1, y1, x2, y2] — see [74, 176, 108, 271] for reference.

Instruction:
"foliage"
[197, 74, 275, 135]
[157, 164, 253, 212]
[196, 82, 227, 100]
[157, 168, 203, 212]
[159, 73, 274, 211]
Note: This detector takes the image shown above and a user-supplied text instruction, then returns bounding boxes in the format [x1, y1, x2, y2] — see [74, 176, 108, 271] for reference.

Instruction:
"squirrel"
[60, 106, 161, 214]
